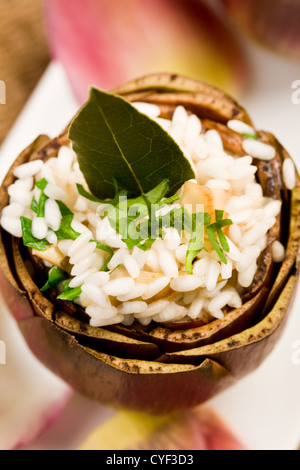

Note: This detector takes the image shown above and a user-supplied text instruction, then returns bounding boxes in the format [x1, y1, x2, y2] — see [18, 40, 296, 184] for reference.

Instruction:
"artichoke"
[0, 73, 299, 414]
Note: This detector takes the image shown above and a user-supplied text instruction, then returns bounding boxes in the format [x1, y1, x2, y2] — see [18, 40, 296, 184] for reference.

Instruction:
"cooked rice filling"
[1, 103, 289, 327]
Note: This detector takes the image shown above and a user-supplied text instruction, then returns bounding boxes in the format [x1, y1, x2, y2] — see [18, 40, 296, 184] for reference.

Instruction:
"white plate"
[0, 49, 300, 450]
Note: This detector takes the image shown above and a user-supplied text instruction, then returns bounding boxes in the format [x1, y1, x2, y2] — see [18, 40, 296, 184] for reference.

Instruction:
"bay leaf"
[69, 88, 195, 199]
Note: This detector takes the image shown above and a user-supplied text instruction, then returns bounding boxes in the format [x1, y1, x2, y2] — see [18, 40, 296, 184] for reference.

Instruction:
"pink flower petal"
[44, 0, 248, 103]
[0, 301, 71, 450]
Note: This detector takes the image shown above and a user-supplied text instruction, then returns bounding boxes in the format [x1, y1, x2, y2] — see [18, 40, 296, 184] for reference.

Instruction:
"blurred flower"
[44, 0, 248, 103]
[220, 0, 300, 60]
[78, 406, 246, 450]
[0, 302, 71, 450]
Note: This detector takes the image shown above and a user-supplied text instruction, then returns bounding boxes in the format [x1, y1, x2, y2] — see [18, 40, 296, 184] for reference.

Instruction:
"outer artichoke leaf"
[112, 73, 252, 125]
[261, 153, 300, 315]
[54, 311, 162, 360]
[19, 315, 234, 413]
[0, 231, 34, 322]
[158, 274, 298, 377]
[11, 237, 55, 321]
[148, 287, 268, 352]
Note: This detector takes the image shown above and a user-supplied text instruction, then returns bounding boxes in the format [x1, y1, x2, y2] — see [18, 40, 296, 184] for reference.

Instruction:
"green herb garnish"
[185, 212, 207, 274]
[206, 210, 233, 264]
[103, 179, 181, 251]
[57, 283, 82, 301]
[31, 178, 49, 217]
[76, 179, 128, 206]
[20, 216, 49, 251]
[55, 201, 81, 241]
[41, 266, 69, 292]
[242, 132, 258, 140]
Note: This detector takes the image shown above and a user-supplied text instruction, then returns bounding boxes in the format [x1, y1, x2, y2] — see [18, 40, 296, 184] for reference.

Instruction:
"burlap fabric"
[0, 0, 50, 144]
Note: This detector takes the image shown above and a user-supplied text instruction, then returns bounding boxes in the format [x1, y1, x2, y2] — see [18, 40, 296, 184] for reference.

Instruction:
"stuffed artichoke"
[0, 73, 299, 413]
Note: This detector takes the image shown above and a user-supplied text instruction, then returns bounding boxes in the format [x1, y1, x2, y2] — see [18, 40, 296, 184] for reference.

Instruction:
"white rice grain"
[193, 135, 208, 160]
[163, 227, 181, 251]
[184, 114, 202, 143]
[135, 300, 169, 319]
[46, 230, 58, 245]
[86, 305, 119, 322]
[132, 246, 147, 269]
[133, 102, 161, 118]
[81, 283, 111, 308]
[44, 199, 62, 231]
[121, 315, 135, 326]
[118, 301, 148, 315]
[102, 277, 135, 296]
[69, 268, 97, 288]
[242, 139, 276, 160]
[153, 302, 187, 323]
[123, 253, 141, 278]
[238, 261, 257, 287]
[107, 248, 128, 271]
[175, 244, 187, 265]
[158, 249, 179, 278]
[89, 313, 124, 327]
[85, 271, 110, 286]
[225, 237, 241, 262]
[73, 196, 89, 213]
[68, 232, 92, 258]
[205, 129, 223, 150]
[69, 241, 97, 267]
[207, 290, 235, 315]
[228, 224, 242, 245]
[205, 179, 231, 190]
[145, 248, 161, 272]
[210, 309, 224, 320]
[282, 158, 296, 190]
[117, 283, 147, 302]
[8, 184, 32, 207]
[57, 239, 73, 255]
[205, 259, 221, 291]
[0, 215, 22, 237]
[245, 181, 263, 200]
[230, 209, 254, 225]
[227, 119, 256, 136]
[44, 183, 68, 201]
[263, 200, 281, 219]
[272, 240, 286, 262]
[2, 202, 25, 218]
[56, 146, 75, 180]
[170, 274, 203, 292]
[226, 195, 252, 214]
[31, 216, 48, 240]
[71, 253, 99, 276]
[142, 276, 170, 300]
[220, 257, 232, 280]
[13, 160, 43, 179]
[14, 176, 34, 191]
[236, 245, 260, 273]
[193, 257, 209, 277]
[188, 295, 205, 319]
[239, 218, 276, 249]
[155, 117, 171, 132]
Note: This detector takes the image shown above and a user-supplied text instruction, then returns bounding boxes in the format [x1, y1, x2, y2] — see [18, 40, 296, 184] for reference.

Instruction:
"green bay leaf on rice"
[69, 88, 195, 199]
